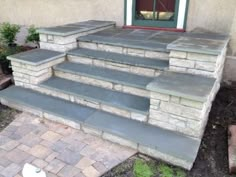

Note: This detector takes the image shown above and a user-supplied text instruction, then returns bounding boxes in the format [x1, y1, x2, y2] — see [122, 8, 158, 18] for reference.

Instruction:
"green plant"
[26, 25, 39, 46]
[0, 22, 20, 46]
[133, 159, 154, 177]
[158, 164, 174, 177]
[176, 168, 186, 177]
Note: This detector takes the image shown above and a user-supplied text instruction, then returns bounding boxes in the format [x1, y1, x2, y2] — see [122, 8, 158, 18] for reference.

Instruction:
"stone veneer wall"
[11, 58, 64, 87]
[148, 80, 219, 139]
[169, 48, 227, 80]
[39, 26, 114, 52]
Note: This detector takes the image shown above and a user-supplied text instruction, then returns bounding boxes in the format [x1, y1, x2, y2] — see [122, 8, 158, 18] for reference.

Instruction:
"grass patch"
[158, 163, 174, 177]
[133, 159, 154, 177]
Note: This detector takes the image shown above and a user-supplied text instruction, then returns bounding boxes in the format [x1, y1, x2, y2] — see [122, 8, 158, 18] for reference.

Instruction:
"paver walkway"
[0, 112, 137, 177]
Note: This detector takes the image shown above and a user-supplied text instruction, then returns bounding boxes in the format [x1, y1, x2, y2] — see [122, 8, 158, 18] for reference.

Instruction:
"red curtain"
[136, 0, 175, 12]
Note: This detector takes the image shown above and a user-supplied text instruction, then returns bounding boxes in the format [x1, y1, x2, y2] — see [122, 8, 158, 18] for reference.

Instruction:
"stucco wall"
[186, 0, 236, 56]
[0, 0, 124, 27]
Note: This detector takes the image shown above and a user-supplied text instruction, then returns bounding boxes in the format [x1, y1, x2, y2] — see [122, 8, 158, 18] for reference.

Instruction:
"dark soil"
[103, 84, 236, 177]
[0, 105, 19, 132]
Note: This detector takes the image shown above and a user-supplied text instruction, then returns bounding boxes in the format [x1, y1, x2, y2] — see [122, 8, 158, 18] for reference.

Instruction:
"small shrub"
[133, 159, 154, 177]
[158, 164, 174, 177]
[26, 25, 39, 47]
[0, 22, 20, 46]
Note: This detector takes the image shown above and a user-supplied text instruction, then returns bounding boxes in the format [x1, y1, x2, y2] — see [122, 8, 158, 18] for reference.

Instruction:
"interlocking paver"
[41, 131, 62, 142]
[32, 159, 48, 169]
[82, 166, 100, 177]
[0, 112, 136, 177]
[57, 149, 82, 165]
[6, 148, 30, 164]
[29, 144, 51, 159]
[0, 140, 19, 151]
[45, 159, 66, 174]
[76, 157, 95, 169]
[0, 163, 21, 177]
[57, 165, 81, 177]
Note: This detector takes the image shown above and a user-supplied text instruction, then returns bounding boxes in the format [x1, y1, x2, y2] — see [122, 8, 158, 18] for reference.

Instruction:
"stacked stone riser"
[169, 47, 227, 80]
[11, 58, 65, 86]
[67, 55, 162, 77]
[54, 70, 150, 98]
[40, 25, 115, 52]
[78, 41, 169, 60]
[0, 97, 192, 170]
[24, 85, 148, 122]
[148, 80, 220, 139]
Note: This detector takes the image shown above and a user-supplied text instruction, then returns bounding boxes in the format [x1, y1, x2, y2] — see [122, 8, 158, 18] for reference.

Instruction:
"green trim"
[183, 0, 190, 30]
[124, 0, 127, 26]
[132, 0, 180, 28]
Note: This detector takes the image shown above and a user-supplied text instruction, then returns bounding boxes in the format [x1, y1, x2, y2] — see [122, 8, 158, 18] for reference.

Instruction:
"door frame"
[124, 0, 189, 30]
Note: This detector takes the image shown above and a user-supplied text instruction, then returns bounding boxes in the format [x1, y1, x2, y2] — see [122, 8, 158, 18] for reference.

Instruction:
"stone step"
[0, 86, 200, 170]
[67, 48, 169, 77]
[77, 28, 170, 59]
[38, 20, 116, 52]
[39, 77, 149, 121]
[54, 61, 154, 98]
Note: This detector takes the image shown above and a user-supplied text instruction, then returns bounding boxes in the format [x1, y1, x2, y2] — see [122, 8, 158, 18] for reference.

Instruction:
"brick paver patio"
[0, 112, 137, 177]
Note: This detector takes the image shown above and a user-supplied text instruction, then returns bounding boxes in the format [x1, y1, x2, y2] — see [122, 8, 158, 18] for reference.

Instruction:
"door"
[132, 0, 180, 28]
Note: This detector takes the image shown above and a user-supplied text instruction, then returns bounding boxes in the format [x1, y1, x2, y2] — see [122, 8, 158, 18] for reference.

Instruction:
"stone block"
[93, 60, 105, 67]
[180, 98, 204, 109]
[160, 102, 202, 120]
[98, 44, 123, 54]
[102, 132, 138, 149]
[127, 48, 145, 57]
[123, 86, 150, 98]
[169, 51, 187, 59]
[79, 42, 98, 50]
[40, 42, 77, 52]
[170, 58, 195, 68]
[130, 66, 155, 76]
[105, 62, 130, 72]
[145, 51, 169, 59]
[100, 104, 131, 118]
[130, 113, 147, 122]
[68, 56, 93, 65]
[170, 96, 180, 104]
[195, 61, 216, 72]
[187, 53, 217, 63]
[169, 66, 187, 72]
[82, 125, 103, 137]
[228, 125, 236, 174]
[151, 92, 170, 101]
[149, 110, 169, 122]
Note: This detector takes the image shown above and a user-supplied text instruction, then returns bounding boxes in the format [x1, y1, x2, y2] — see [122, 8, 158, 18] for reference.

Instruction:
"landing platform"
[78, 28, 229, 54]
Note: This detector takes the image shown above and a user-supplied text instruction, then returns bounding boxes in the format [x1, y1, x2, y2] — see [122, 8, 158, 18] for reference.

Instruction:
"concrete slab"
[68, 48, 169, 70]
[55, 62, 154, 89]
[147, 72, 216, 101]
[41, 77, 150, 114]
[7, 49, 65, 65]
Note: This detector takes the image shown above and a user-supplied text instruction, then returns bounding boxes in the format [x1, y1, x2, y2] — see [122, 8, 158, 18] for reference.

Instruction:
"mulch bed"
[0, 105, 19, 132]
[103, 84, 236, 177]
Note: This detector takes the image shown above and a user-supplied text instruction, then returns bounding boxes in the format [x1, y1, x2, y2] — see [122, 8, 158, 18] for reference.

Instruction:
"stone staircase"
[0, 20, 230, 170]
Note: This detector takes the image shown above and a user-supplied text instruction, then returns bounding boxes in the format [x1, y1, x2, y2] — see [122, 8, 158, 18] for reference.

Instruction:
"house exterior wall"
[0, 0, 124, 27]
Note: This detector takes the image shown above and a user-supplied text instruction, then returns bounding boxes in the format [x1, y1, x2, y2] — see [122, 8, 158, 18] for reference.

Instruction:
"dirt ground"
[103, 84, 236, 177]
[0, 105, 19, 132]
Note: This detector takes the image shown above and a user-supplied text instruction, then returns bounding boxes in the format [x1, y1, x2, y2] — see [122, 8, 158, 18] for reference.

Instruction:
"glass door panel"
[133, 0, 179, 28]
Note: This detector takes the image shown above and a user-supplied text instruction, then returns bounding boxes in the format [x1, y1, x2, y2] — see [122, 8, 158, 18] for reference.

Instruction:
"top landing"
[37, 20, 115, 37]
[78, 27, 229, 55]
